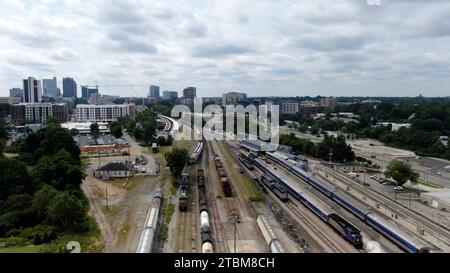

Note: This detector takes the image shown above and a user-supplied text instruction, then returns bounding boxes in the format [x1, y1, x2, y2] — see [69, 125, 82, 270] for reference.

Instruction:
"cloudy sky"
[1, 0, 450, 97]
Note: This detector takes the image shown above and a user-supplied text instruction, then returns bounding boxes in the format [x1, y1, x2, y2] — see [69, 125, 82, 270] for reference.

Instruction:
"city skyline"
[1, 1, 450, 98]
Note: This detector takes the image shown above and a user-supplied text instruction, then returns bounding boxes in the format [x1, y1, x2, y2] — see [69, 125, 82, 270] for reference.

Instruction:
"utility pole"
[105, 186, 109, 209]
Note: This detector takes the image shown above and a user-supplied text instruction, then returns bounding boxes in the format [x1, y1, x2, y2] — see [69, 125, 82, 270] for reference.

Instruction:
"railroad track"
[176, 208, 187, 253]
[285, 200, 343, 253]
[203, 141, 228, 252]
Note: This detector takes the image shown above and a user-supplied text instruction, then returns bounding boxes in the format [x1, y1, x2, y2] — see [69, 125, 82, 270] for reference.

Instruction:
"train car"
[298, 191, 333, 222]
[200, 211, 210, 230]
[256, 215, 285, 253]
[136, 191, 163, 253]
[238, 154, 255, 170]
[217, 168, 227, 178]
[328, 214, 363, 248]
[332, 191, 371, 221]
[366, 213, 431, 253]
[198, 169, 205, 191]
[272, 183, 289, 202]
[259, 174, 288, 202]
[202, 242, 214, 253]
[180, 173, 190, 187]
[221, 177, 232, 197]
[179, 186, 189, 212]
[189, 142, 204, 165]
[136, 228, 155, 253]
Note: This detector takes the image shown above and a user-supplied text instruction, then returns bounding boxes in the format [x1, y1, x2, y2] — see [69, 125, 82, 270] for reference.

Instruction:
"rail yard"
[129, 115, 450, 254]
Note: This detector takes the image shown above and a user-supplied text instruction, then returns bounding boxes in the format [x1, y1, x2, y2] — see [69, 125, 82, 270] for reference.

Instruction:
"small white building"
[94, 162, 135, 180]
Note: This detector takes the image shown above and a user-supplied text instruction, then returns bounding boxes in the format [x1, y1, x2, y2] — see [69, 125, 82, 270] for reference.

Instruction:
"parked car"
[394, 186, 404, 191]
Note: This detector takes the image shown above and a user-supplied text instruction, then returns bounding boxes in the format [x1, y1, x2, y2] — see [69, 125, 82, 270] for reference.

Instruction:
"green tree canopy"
[0, 158, 34, 202]
[109, 121, 123, 138]
[32, 149, 85, 191]
[90, 123, 100, 139]
[385, 160, 419, 186]
[47, 192, 84, 228]
[165, 148, 188, 178]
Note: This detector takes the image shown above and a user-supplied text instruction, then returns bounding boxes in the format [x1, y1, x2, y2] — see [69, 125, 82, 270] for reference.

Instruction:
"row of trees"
[119, 109, 157, 145]
[280, 133, 355, 163]
[0, 119, 89, 246]
[284, 98, 450, 160]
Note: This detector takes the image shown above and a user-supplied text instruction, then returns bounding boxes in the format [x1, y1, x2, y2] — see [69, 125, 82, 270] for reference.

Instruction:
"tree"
[0, 158, 33, 202]
[32, 185, 58, 219]
[165, 148, 188, 178]
[141, 121, 155, 144]
[385, 160, 419, 186]
[32, 150, 85, 191]
[109, 122, 123, 138]
[90, 123, 100, 139]
[47, 193, 84, 228]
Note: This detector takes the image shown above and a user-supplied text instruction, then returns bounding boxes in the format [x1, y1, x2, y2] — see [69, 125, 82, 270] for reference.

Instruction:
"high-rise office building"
[23, 77, 42, 103]
[149, 85, 160, 99]
[43, 77, 59, 98]
[222, 92, 248, 106]
[9, 88, 23, 98]
[81, 86, 99, 99]
[63, 77, 78, 98]
[162, 91, 178, 101]
[183, 87, 197, 99]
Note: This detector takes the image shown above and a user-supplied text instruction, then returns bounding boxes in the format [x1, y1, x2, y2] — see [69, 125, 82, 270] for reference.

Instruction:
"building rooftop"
[96, 162, 134, 172]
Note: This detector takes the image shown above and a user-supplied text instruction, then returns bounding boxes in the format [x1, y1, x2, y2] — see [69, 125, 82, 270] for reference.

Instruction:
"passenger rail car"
[189, 142, 204, 165]
[264, 151, 432, 253]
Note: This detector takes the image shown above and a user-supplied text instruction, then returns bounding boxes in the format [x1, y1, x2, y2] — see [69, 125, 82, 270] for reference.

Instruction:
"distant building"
[63, 77, 77, 98]
[94, 162, 135, 180]
[222, 92, 248, 106]
[0, 97, 22, 104]
[10, 88, 23, 98]
[440, 136, 448, 147]
[319, 98, 337, 109]
[299, 100, 322, 114]
[75, 104, 136, 123]
[23, 77, 42, 103]
[149, 85, 160, 100]
[43, 77, 59, 98]
[81, 86, 99, 99]
[89, 93, 102, 105]
[376, 122, 412, 132]
[162, 91, 178, 101]
[62, 122, 109, 134]
[183, 87, 197, 99]
[361, 99, 381, 104]
[11, 103, 68, 124]
[281, 100, 299, 114]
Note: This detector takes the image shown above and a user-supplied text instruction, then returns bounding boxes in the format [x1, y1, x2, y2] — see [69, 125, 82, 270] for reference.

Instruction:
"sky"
[1, 0, 450, 98]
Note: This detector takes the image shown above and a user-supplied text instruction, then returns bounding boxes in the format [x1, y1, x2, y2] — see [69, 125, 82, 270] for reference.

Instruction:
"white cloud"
[0, 0, 449, 97]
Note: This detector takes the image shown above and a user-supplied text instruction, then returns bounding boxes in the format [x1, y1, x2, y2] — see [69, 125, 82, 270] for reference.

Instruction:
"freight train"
[197, 169, 214, 253]
[265, 151, 432, 253]
[213, 155, 232, 197]
[238, 153, 255, 170]
[136, 189, 163, 253]
[189, 141, 204, 165]
[179, 173, 190, 211]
